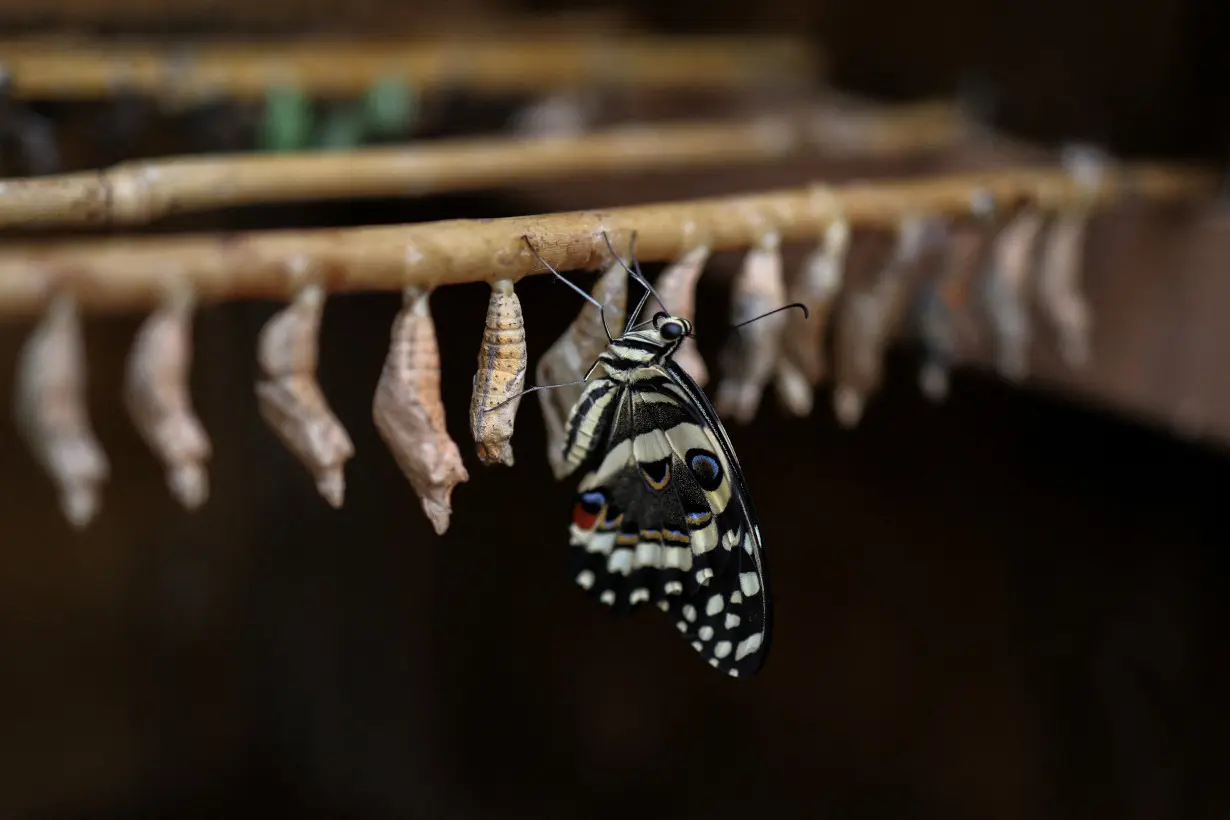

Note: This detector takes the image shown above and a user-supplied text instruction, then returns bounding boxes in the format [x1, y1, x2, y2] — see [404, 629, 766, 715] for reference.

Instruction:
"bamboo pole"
[0, 102, 971, 230]
[0, 35, 818, 101]
[0, 163, 1213, 318]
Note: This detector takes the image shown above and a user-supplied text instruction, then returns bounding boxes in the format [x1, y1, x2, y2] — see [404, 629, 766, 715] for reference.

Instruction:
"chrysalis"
[255, 282, 355, 507]
[654, 245, 711, 386]
[715, 233, 788, 424]
[124, 285, 213, 509]
[470, 278, 528, 467]
[1035, 207, 1093, 368]
[832, 217, 930, 427]
[920, 192, 1002, 397]
[914, 224, 991, 403]
[373, 286, 469, 535]
[913, 278, 955, 402]
[13, 293, 110, 527]
[774, 218, 851, 417]
[536, 261, 628, 479]
[1034, 145, 1105, 368]
[983, 207, 1046, 381]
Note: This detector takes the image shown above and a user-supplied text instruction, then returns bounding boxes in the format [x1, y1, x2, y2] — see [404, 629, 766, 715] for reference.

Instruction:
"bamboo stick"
[0, 35, 818, 101]
[0, 163, 1213, 318]
[0, 103, 971, 230]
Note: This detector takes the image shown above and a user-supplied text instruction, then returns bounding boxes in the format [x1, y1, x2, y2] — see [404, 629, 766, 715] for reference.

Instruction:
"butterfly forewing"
[562, 323, 771, 678]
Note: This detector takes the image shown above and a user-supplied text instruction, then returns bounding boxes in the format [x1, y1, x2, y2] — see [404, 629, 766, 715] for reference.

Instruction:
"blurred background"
[0, 1, 1227, 819]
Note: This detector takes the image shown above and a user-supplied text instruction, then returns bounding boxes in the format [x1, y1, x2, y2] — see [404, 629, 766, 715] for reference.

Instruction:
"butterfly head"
[604, 311, 694, 370]
[651, 311, 692, 343]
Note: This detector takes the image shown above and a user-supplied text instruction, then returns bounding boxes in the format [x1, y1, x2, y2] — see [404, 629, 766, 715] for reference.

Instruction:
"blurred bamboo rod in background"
[0, 102, 970, 230]
[0, 163, 1212, 317]
[0, 35, 818, 100]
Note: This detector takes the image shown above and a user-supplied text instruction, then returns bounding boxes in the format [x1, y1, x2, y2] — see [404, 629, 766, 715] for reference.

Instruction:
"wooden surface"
[0, 35, 818, 100]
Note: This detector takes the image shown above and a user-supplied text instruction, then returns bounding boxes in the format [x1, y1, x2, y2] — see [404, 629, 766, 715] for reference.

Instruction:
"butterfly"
[525, 233, 797, 678]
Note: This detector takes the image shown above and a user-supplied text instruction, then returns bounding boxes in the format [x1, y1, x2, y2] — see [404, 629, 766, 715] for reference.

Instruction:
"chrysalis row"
[8, 195, 1097, 527]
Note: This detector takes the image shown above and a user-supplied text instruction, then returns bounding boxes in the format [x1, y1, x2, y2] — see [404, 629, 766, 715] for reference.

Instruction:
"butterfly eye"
[659, 320, 684, 341]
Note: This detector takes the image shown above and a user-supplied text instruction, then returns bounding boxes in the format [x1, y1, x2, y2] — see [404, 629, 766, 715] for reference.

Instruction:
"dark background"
[0, 1, 1227, 819]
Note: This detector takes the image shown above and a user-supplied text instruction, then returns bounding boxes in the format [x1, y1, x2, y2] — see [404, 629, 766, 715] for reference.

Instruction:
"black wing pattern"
[563, 362, 771, 678]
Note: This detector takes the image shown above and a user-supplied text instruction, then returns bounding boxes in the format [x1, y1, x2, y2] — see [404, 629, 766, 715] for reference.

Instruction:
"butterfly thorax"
[594, 314, 692, 379]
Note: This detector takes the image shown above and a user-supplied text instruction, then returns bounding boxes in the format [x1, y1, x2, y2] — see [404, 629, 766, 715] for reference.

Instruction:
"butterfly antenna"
[522, 235, 613, 342]
[626, 288, 654, 330]
[731, 302, 810, 330]
[602, 231, 669, 319]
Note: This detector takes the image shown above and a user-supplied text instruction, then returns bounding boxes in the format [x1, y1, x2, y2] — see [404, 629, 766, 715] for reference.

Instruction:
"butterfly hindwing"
[564, 341, 770, 677]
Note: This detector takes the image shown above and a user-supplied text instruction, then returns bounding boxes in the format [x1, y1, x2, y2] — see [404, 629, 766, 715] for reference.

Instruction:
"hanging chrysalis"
[655, 245, 711, 386]
[124, 285, 213, 509]
[1035, 208, 1092, 367]
[373, 285, 469, 535]
[983, 207, 1046, 381]
[917, 191, 1003, 401]
[470, 278, 528, 467]
[831, 216, 930, 428]
[1036, 147, 1102, 368]
[13, 293, 110, 527]
[914, 222, 988, 403]
[536, 260, 628, 479]
[913, 277, 955, 403]
[255, 281, 355, 507]
[715, 233, 788, 424]
[831, 277, 880, 429]
[832, 219, 928, 426]
[774, 217, 851, 417]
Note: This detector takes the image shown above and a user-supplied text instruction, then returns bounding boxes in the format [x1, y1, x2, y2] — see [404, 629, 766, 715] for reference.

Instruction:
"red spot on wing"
[572, 502, 599, 530]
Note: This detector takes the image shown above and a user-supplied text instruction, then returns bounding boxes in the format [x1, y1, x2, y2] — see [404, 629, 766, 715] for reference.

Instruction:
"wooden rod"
[0, 102, 971, 230]
[0, 163, 1213, 318]
[0, 35, 818, 100]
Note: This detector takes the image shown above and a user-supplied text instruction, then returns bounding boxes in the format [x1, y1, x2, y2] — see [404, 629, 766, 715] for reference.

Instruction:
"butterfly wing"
[564, 365, 771, 678]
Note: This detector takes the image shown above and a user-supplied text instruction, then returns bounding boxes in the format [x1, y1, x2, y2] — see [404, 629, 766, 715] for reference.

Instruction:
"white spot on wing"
[698, 625, 714, 641]
[695, 568, 715, 586]
[657, 600, 670, 612]
[629, 587, 650, 604]
[739, 572, 761, 597]
[576, 569, 595, 589]
[664, 545, 691, 570]
[706, 594, 724, 616]
[725, 613, 741, 629]
[607, 549, 633, 576]
[631, 428, 675, 462]
[682, 604, 697, 622]
[734, 632, 763, 661]
[600, 590, 616, 606]
[713, 640, 732, 659]
[730, 590, 743, 604]
[691, 641, 703, 652]
[676, 621, 687, 632]
[634, 541, 660, 567]
[664, 581, 683, 595]
[577, 529, 615, 554]
[692, 522, 719, 554]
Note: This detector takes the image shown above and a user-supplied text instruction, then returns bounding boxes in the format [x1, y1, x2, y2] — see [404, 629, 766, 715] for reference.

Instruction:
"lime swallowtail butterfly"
[526, 234, 798, 678]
